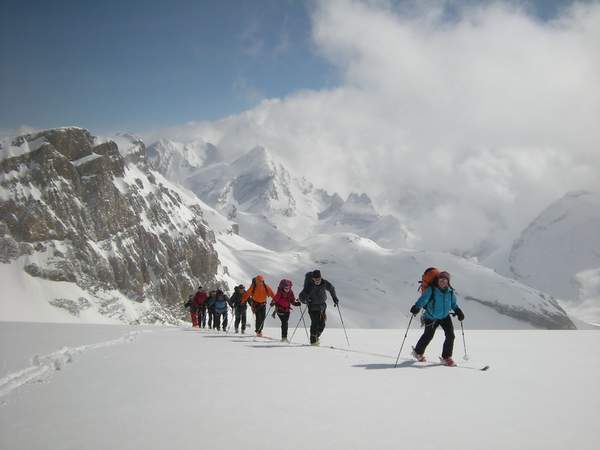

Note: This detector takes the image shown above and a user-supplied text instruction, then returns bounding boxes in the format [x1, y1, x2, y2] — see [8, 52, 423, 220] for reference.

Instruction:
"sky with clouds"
[2, 0, 599, 254]
[147, 0, 600, 254]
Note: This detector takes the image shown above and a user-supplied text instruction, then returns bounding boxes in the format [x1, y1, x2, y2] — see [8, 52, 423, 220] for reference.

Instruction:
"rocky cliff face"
[0, 128, 220, 323]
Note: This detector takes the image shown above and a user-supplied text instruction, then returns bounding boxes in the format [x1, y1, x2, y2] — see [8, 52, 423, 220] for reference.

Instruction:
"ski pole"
[460, 321, 469, 360]
[336, 303, 350, 347]
[394, 314, 414, 368]
[299, 304, 310, 341]
[290, 303, 309, 343]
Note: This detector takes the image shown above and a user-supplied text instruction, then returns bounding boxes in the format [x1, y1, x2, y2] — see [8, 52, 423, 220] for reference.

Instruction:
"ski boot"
[412, 348, 426, 362]
[281, 337, 289, 343]
[440, 357, 456, 367]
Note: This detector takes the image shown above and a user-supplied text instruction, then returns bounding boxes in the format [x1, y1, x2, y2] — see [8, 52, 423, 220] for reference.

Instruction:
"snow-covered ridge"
[148, 138, 408, 250]
[505, 190, 600, 323]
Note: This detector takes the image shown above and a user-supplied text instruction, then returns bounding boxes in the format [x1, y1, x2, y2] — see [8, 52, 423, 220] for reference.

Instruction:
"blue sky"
[0, 0, 585, 132]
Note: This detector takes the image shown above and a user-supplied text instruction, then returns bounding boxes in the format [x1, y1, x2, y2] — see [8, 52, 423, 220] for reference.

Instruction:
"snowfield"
[1, 321, 598, 450]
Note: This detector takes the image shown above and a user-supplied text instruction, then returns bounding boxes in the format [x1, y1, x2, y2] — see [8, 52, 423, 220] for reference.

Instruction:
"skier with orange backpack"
[270, 279, 301, 342]
[241, 275, 275, 337]
[409, 269, 465, 366]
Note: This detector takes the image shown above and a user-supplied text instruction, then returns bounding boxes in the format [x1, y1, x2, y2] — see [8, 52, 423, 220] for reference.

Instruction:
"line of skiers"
[184, 267, 465, 364]
[184, 270, 339, 346]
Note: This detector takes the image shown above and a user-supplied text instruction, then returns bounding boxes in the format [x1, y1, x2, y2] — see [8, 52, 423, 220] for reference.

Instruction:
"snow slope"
[1, 322, 598, 450]
[487, 191, 600, 324]
[208, 224, 574, 329]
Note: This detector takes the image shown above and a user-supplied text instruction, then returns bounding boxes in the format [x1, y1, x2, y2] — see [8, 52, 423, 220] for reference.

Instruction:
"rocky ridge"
[0, 128, 220, 323]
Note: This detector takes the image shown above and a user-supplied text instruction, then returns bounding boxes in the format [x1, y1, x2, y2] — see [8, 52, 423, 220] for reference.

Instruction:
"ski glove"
[333, 300, 339, 307]
[454, 307, 465, 321]
[410, 304, 420, 315]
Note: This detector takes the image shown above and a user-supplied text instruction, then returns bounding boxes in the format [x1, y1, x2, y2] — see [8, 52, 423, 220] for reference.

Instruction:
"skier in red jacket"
[193, 286, 208, 328]
[271, 279, 300, 342]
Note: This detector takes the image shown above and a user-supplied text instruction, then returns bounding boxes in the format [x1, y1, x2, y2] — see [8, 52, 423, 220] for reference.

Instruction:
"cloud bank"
[146, 0, 600, 255]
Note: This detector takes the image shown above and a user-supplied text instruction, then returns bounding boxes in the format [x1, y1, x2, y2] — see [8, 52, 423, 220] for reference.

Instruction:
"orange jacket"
[241, 275, 275, 304]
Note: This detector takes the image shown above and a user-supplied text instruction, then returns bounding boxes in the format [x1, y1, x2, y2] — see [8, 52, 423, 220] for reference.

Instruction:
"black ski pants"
[208, 308, 214, 329]
[414, 316, 455, 358]
[199, 307, 207, 328]
[254, 303, 266, 333]
[234, 306, 247, 332]
[309, 309, 327, 344]
[214, 311, 228, 331]
[277, 311, 290, 339]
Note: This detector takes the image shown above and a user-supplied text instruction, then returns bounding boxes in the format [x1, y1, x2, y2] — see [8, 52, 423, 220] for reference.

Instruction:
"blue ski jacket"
[415, 286, 459, 320]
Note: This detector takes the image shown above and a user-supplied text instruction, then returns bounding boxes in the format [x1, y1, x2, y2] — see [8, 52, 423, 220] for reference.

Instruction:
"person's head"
[312, 270, 322, 285]
[437, 271, 450, 289]
[238, 284, 245, 292]
[279, 279, 292, 292]
[197, 286, 202, 291]
[255, 275, 264, 284]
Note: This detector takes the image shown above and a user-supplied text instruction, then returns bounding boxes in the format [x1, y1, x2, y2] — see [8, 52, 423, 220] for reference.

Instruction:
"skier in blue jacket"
[409, 271, 465, 366]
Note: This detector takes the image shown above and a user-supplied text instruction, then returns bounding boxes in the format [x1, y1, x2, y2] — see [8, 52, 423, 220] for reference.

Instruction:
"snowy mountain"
[148, 139, 409, 250]
[211, 226, 575, 329]
[501, 191, 600, 324]
[0, 128, 578, 330]
[0, 128, 221, 324]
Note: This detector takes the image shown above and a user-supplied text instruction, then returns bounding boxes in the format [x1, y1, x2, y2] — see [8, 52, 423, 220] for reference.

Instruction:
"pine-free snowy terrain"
[1, 321, 598, 450]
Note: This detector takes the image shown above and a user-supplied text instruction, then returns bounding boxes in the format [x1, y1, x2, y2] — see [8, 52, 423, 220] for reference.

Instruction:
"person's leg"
[256, 304, 266, 333]
[439, 316, 455, 358]
[191, 311, 198, 327]
[280, 312, 290, 339]
[317, 311, 327, 338]
[414, 319, 439, 355]
[241, 309, 247, 332]
[309, 310, 320, 344]
[234, 308, 241, 332]
[223, 311, 228, 330]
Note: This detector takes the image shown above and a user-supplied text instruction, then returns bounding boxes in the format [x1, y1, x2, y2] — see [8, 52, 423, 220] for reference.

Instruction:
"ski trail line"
[0, 330, 149, 399]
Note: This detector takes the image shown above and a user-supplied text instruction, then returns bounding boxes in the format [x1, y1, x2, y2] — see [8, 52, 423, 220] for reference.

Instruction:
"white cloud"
[147, 0, 600, 255]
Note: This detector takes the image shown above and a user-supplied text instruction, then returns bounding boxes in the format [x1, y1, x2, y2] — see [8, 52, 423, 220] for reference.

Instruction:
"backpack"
[419, 267, 440, 293]
[418, 268, 439, 327]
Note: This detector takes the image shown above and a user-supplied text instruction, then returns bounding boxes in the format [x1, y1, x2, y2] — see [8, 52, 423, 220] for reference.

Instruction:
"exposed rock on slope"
[0, 128, 219, 323]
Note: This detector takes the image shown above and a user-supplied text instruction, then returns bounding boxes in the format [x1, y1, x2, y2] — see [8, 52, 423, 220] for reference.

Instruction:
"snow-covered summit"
[509, 191, 600, 299]
[148, 138, 408, 250]
[504, 190, 600, 323]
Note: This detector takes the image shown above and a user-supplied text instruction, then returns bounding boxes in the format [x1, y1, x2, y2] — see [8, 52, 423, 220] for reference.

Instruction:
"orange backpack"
[419, 267, 440, 293]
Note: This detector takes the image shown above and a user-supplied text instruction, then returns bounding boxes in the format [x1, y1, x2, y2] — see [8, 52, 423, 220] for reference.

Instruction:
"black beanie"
[312, 270, 322, 279]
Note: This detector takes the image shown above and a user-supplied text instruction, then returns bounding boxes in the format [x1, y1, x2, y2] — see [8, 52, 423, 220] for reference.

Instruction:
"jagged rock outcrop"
[0, 127, 220, 323]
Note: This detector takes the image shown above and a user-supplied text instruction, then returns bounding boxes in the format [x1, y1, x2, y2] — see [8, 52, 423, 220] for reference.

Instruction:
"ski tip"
[481, 365, 490, 371]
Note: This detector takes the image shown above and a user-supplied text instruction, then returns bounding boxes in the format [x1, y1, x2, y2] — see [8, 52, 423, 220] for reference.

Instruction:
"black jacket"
[299, 279, 339, 311]
[229, 290, 247, 310]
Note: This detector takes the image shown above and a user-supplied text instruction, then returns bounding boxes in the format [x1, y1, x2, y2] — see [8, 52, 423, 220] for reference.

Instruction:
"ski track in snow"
[0, 330, 148, 399]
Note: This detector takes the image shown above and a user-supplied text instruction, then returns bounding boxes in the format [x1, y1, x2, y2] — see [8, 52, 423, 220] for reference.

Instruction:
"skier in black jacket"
[299, 270, 339, 346]
[228, 285, 248, 333]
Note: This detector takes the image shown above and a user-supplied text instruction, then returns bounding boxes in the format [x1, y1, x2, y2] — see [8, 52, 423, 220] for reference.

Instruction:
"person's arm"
[452, 291, 464, 320]
[241, 287, 252, 304]
[415, 287, 433, 309]
[410, 287, 433, 315]
[325, 281, 339, 305]
[271, 291, 280, 306]
[290, 289, 300, 306]
[267, 285, 275, 299]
